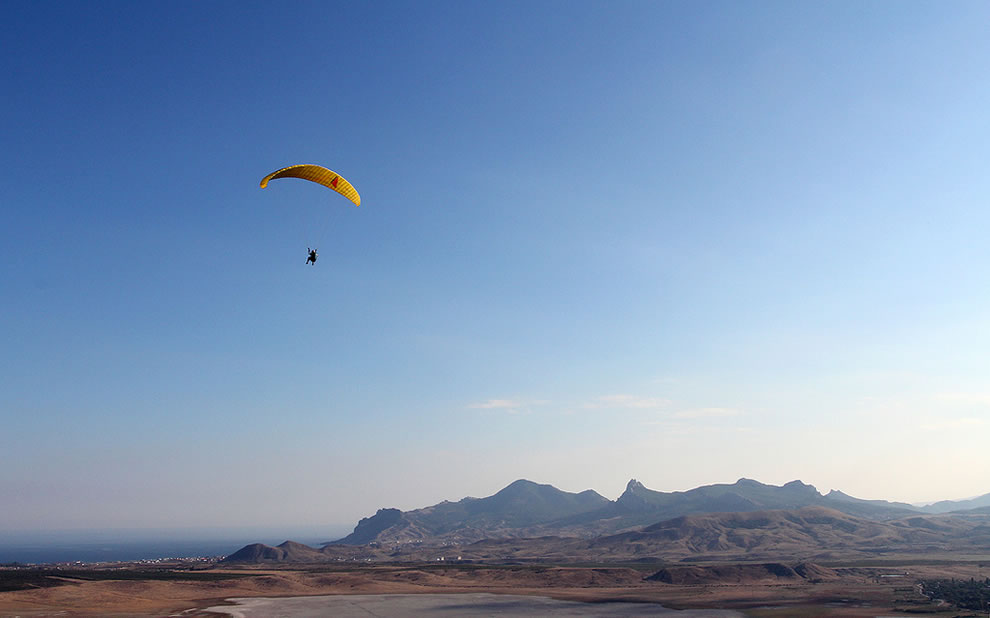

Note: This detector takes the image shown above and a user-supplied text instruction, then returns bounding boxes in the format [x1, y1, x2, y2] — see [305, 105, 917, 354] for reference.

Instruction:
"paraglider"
[260, 164, 361, 206]
[260, 164, 360, 265]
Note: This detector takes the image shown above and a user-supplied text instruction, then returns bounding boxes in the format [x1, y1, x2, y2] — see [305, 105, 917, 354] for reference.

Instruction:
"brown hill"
[449, 506, 988, 564]
[224, 541, 324, 562]
[586, 506, 950, 561]
[645, 562, 838, 584]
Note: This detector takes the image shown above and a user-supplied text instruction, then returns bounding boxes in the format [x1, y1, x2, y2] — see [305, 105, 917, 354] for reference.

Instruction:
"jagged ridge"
[224, 478, 990, 563]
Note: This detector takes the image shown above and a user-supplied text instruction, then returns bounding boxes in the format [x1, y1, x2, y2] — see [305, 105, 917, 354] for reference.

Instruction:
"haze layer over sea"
[0, 526, 348, 564]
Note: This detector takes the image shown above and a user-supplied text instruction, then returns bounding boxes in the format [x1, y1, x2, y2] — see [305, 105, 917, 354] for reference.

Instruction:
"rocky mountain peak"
[782, 480, 820, 494]
[497, 479, 541, 495]
[625, 479, 646, 492]
[735, 478, 762, 486]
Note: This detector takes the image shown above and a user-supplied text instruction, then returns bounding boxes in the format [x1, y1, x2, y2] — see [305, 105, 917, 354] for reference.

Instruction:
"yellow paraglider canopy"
[260, 164, 361, 206]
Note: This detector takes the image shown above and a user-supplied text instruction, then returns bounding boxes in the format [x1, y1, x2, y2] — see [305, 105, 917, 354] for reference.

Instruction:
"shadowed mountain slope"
[331, 478, 981, 546]
[226, 479, 990, 564]
[334, 479, 610, 545]
[588, 506, 940, 560]
[224, 506, 990, 564]
[617, 478, 918, 521]
[646, 562, 839, 584]
[921, 492, 990, 514]
[617, 478, 819, 512]
[454, 506, 990, 563]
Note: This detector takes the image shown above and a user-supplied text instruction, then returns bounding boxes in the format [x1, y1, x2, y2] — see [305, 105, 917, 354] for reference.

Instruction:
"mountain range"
[331, 478, 990, 546]
[225, 478, 990, 563]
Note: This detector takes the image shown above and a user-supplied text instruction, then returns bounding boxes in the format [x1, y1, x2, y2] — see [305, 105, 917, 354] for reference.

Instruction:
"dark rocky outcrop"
[224, 541, 323, 562]
[646, 562, 837, 584]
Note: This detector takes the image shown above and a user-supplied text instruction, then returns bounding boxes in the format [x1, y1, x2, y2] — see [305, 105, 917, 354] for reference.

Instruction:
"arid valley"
[4, 478, 990, 616]
[2, 557, 989, 616]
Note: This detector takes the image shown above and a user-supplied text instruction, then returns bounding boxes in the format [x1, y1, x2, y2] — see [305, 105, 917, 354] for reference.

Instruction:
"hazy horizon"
[0, 524, 350, 542]
[3, 474, 980, 541]
[3, 1, 989, 533]
[0, 474, 984, 538]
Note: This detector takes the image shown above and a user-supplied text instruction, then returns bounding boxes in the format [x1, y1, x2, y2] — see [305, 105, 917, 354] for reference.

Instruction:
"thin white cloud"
[584, 394, 671, 410]
[466, 399, 548, 415]
[468, 399, 521, 410]
[671, 407, 742, 419]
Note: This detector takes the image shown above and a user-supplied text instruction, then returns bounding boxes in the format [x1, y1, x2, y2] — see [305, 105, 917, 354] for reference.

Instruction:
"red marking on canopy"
[331, 176, 339, 188]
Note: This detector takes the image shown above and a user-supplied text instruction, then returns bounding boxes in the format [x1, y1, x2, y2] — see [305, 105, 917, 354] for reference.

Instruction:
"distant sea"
[0, 528, 348, 565]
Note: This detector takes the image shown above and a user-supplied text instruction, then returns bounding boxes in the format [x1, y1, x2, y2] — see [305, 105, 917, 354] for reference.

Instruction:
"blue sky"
[2, 1, 989, 533]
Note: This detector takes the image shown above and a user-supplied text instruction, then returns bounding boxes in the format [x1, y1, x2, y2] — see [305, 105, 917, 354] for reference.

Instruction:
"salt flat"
[203, 593, 744, 617]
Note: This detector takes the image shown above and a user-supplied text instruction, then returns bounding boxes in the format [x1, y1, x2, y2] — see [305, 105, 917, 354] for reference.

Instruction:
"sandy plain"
[202, 593, 742, 617]
[0, 561, 985, 617]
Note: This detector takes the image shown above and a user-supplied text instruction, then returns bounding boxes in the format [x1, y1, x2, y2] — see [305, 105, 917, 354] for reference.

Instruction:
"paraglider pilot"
[307, 248, 318, 265]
